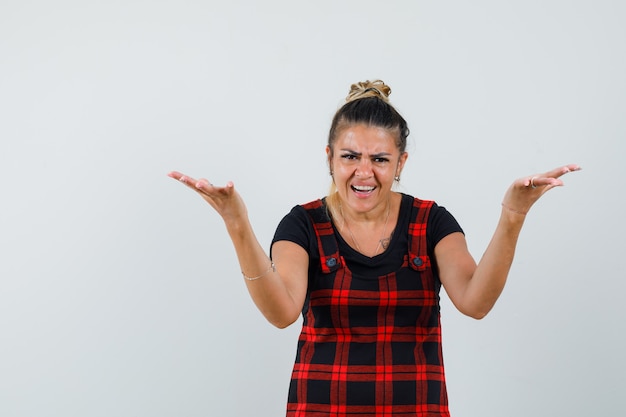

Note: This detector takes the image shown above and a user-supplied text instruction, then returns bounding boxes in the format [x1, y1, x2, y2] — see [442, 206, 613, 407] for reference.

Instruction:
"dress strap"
[301, 199, 343, 274]
[407, 198, 434, 272]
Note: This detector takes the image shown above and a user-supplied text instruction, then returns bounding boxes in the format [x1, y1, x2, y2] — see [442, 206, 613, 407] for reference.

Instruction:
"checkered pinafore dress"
[287, 198, 449, 417]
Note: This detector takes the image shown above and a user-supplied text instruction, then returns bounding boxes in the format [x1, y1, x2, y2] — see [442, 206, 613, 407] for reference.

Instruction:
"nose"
[355, 158, 373, 178]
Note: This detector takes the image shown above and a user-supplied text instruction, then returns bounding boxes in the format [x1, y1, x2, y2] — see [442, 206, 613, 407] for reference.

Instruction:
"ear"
[396, 152, 408, 176]
[326, 145, 333, 172]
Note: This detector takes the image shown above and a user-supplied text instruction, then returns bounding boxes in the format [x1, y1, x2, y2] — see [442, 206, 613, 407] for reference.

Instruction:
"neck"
[338, 197, 394, 256]
[339, 193, 395, 224]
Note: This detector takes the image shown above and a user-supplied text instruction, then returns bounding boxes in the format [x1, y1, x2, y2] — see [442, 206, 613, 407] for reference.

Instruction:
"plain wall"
[1, 1, 624, 416]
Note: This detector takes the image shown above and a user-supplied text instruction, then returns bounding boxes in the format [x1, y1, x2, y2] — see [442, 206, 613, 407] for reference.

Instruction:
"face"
[327, 124, 408, 216]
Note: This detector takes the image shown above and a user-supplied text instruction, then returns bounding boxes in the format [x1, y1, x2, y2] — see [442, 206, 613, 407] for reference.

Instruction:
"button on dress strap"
[408, 198, 434, 272]
[301, 199, 343, 274]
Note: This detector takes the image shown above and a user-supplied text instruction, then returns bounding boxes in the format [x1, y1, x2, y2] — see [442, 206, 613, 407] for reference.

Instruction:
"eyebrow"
[339, 148, 392, 158]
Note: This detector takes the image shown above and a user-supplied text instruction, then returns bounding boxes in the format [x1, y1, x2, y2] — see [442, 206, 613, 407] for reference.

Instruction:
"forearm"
[225, 218, 302, 328]
[462, 207, 526, 318]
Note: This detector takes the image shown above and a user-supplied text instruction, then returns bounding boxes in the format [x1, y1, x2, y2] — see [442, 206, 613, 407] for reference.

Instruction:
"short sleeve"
[427, 203, 464, 250]
[270, 205, 317, 258]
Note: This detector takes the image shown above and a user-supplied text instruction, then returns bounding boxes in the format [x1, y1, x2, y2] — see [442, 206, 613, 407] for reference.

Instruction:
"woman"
[168, 80, 580, 416]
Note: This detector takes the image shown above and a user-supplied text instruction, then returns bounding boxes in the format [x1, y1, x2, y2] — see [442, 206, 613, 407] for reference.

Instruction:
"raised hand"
[167, 171, 248, 223]
[501, 164, 581, 215]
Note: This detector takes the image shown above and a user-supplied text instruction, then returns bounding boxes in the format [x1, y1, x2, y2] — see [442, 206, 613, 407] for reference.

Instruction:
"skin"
[326, 125, 408, 256]
[168, 123, 580, 326]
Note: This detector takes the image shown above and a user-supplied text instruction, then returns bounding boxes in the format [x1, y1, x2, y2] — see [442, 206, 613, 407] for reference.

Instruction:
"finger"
[526, 176, 562, 189]
[195, 178, 215, 193]
[167, 171, 184, 180]
[168, 171, 197, 183]
[169, 171, 208, 195]
[564, 163, 582, 172]
[178, 175, 198, 187]
[544, 164, 582, 180]
[522, 164, 581, 189]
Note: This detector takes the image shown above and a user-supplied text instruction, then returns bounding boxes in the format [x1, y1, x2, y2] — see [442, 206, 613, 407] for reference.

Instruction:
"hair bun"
[346, 80, 391, 103]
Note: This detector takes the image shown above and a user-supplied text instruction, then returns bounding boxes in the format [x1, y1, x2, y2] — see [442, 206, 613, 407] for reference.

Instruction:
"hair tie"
[346, 80, 391, 103]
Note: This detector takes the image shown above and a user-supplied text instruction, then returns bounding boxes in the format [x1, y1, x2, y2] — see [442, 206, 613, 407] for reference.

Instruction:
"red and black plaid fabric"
[287, 198, 449, 417]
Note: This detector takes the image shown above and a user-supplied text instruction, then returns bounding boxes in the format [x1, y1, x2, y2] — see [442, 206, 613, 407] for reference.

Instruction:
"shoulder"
[429, 203, 462, 230]
[398, 193, 435, 217]
[399, 193, 458, 223]
[300, 198, 325, 211]
[275, 203, 314, 234]
[399, 193, 464, 248]
[271, 198, 325, 255]
[299, 198, 331, 224]
[428, 202, 464, 249]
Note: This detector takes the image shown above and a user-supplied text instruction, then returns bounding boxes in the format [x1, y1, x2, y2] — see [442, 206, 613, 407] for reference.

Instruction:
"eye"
[341, 153, 358, 160]
[373, 157, 390, 164]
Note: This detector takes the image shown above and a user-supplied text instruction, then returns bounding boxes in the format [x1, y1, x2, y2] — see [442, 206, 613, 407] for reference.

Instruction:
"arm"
[436, 164, 580, 319]
[168, 171, 309, 328]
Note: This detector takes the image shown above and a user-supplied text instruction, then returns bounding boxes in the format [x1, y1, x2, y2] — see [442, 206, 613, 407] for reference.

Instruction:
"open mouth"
[351, 185, 376, 195]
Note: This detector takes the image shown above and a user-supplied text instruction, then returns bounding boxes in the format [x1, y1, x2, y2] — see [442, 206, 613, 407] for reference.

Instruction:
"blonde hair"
[346, 80, 392, 103]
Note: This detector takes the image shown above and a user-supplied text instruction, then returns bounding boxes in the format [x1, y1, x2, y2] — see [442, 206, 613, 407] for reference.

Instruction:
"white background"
[1, 1, 624, 416]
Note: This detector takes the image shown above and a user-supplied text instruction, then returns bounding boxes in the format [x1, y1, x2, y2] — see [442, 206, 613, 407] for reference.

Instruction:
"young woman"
[169, 80, 580, 416]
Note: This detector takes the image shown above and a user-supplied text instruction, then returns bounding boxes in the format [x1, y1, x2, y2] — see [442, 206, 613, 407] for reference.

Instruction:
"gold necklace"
[339, 201, 391, 256]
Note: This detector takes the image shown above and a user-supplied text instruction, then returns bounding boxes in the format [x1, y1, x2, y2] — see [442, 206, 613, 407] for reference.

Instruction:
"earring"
[394, 175, 400, 182]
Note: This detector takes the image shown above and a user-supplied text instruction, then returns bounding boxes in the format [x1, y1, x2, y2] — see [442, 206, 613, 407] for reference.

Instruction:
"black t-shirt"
[271, 193, 463, 279]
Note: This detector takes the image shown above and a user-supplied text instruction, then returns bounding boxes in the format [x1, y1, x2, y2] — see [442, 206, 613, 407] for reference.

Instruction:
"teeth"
[353, 185, 375, 192]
